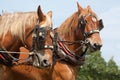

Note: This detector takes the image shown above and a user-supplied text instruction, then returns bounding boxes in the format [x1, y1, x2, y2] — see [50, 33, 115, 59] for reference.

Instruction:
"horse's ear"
[47, 11, 52, 18]
[77, 2, 83, 13]
[37, 5, 44, 21]
[87, 5, 92, 12]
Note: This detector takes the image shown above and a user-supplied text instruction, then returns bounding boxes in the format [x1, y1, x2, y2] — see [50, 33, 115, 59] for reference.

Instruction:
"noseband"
[79, 15, 103, 40]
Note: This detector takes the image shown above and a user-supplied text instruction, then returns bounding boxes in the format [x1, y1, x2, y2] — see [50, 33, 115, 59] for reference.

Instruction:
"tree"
[105, 58, 120, 80]
[77, 51, 120, 80]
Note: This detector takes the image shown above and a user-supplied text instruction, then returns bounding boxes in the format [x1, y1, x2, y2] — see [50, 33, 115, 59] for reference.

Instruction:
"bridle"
[52, 14, 104, 66]
[0, 24, 55, 67]
[27, 24, 55, 67]
[79, 15, 103, 40]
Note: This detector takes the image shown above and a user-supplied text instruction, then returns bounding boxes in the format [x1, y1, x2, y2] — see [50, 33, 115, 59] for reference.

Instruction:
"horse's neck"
[57, 26, 75, 40]
[24, 25, 35, 50]
[57, 13, 79, 42]
[57, 25, 81, 52]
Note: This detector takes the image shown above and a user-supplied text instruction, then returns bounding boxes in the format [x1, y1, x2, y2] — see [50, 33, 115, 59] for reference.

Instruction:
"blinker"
[98, 19, 104, 31]
[79, 16, 86, 32]
[38, 27, 47, 41]
[80, 16, 86, 25]
[34, 25, 47, 41]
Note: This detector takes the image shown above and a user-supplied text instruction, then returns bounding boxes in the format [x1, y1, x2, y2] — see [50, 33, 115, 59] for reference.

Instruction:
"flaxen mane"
[0, 12, 37, 41]
[57, 12, 79, 36]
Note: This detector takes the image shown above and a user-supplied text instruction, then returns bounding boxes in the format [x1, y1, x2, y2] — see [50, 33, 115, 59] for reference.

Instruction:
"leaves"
[77, 51, 120, 80]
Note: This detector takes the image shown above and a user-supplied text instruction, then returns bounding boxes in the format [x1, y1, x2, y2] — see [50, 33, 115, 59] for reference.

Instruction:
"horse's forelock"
[0, 12, 37, 42]
[84, 7, 98, 18]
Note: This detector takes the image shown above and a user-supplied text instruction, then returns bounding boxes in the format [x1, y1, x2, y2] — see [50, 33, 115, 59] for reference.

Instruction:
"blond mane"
[0, 12, 37, 41]
[57, 12, 79, 36]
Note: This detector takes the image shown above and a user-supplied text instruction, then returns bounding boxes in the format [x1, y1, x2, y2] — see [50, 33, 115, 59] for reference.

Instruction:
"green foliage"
[77, 51, 120, 80]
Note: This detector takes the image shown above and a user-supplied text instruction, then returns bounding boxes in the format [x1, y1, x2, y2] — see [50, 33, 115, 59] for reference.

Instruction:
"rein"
[51, 31, 88, 65]
[0, 48, 31, 66]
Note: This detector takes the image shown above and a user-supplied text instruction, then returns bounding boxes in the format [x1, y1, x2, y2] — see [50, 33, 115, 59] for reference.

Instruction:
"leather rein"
[52, 32, 88, 66]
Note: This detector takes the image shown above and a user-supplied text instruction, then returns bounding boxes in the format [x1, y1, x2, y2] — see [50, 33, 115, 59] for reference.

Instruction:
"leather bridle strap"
[58, 41, 74, 57]
[84, 29, 99, 37]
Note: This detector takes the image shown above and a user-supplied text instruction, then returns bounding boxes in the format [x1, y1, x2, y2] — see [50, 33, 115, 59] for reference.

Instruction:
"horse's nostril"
[41, 59, 50, 67]
[94, 43, 102, 50]
[43, 59, 47, 64]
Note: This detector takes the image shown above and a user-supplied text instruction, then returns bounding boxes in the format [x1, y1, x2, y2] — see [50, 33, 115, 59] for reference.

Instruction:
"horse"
[0, 29, 54, 80]
[50, 2, 104, 80]
[0, 5, 54, 80]
[0, 5, 53, 68]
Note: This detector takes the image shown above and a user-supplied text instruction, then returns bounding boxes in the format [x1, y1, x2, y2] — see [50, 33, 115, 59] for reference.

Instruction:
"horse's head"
[77, 3, 104, 52]
[26, 5, 53, 68]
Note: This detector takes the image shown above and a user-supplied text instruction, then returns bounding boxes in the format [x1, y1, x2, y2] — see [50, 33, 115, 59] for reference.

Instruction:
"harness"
[0, 25, 55, 66]
[52, 15, 104, 66]
[0, 48, 30, 66]
[0, 15, 104, 67]
[51, 33, 88, 65]
[28, 25, 54, 67]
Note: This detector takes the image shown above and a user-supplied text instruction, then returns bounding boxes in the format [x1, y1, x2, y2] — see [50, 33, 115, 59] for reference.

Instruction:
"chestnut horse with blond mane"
[0, 5, 54, 80]
[50, 3, 104, 80]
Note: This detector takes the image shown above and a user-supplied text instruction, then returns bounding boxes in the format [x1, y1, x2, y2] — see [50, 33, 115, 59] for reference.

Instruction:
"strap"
[80, 46, 88, 57]
[0, 48, 13, 66]
[85, 30, 99, 37]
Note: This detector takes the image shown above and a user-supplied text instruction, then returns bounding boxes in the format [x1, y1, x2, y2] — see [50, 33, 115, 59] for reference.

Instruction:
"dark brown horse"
[50, 3, 104, 80]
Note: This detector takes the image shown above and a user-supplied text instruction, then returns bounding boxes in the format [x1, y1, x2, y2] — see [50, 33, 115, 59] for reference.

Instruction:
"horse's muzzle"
[29, 52, 51, 68]
[40, 59, 51, 68]
[93, 43, 102, 50]
[89, 43, 102, 52]
[85, 39, 102, 52]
